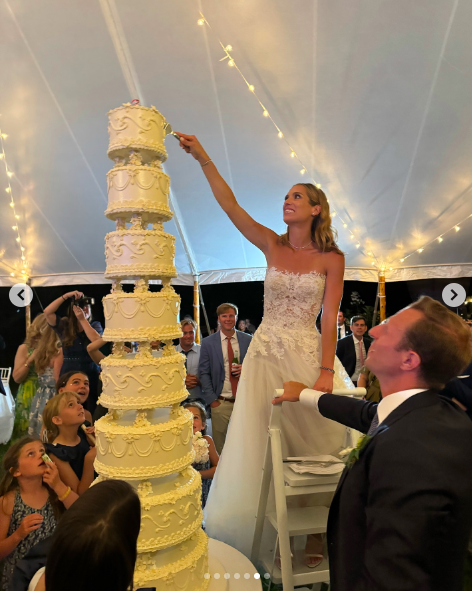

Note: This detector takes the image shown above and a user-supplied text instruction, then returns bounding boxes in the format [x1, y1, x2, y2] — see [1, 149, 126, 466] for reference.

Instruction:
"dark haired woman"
[44, 291, 103, 413]
[45, 480, 140, 591]
[179, 134, 354, 561]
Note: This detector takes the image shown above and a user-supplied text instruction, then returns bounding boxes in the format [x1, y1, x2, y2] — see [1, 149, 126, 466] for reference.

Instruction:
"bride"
[178, 133, 353, 561]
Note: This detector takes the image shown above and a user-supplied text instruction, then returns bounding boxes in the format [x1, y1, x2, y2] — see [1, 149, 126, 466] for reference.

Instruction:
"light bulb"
[225, 45, 232, 51]
[371, 261, 375, 265]
[6, 187, 11, 193]
[197, 18, 205, 25]
[10, 272, 14, 277]
[20, 246, 25, 251]
[418, 248, 424, 253]
[228, 60, 235, 67]
[7, 171, 13, 178]
[400, 258, 405, 262]
[278, 131, 283, 138]
[21, 255, 25, 260]
[249, 85, 255, 92]
[16, 237, 20, 242]
[1, 134, 7, 139]
[389, 267, 393, 271]
[350, 235, 354, 240]
[15, 214, 19, 219]
[331, 211, 336, 217]
[367, 252, 372, 256]
[356, 243, 360, 248]
[455, 225, 460, 232]
[290, 151, 295, 158]
[300, 169, 306, 175]
[437, 236, 443, 243]
[0, 154, 4, 159]
[12, 225, 17, 230]
[343, 223, 347, 228]
[262, 110, 269, 117]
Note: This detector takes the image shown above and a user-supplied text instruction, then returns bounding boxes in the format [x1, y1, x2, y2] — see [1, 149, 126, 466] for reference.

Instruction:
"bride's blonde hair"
[279, 183, 343, 255]
[24, 314, 61, 374]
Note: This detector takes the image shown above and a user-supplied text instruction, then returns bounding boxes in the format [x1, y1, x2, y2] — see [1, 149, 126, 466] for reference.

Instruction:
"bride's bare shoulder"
[323, 250, 345, 273]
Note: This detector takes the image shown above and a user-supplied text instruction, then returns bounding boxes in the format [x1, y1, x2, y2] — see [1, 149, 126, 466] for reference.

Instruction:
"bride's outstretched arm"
[177, 133, 278, 255]
[316, 252, 345, 393]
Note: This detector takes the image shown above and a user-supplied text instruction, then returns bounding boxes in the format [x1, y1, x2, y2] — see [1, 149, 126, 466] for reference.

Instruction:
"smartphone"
[42, 453, 53, 464]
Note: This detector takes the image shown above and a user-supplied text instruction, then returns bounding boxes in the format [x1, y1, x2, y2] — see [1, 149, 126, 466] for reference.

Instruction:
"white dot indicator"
[214, 573, 220, 579]
[244, 573, 250, 579]
[224, 573, 230, 579]
[254, 573, 261, 579]
[264, 573, 271, 579]
[234, 573, 240, 579]
[204, 573, 210, 579]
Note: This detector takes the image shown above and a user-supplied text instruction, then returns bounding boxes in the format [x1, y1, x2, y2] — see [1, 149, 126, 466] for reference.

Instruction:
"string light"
[398, 213, 472, 264]
[196, 11, 379, 269]
[0, 123, 29, 280]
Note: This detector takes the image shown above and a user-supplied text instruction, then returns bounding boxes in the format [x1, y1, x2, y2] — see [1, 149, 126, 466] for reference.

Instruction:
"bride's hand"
[312, 371, 334, 394]
[176, 133, 210, 165]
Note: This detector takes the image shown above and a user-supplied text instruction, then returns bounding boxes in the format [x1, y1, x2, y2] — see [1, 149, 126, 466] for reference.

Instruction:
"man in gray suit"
[199, 303, 252, 454]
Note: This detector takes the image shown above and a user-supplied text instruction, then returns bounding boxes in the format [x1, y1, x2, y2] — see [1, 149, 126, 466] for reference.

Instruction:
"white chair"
[0, 367, 15, 444]
[251, 387, 365, 591]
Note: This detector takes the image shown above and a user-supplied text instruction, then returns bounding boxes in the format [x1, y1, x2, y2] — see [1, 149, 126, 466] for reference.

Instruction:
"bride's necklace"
[288, 239, 313, 250]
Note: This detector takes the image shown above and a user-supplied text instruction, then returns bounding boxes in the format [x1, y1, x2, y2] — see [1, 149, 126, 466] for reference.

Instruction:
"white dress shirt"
[176, 343, 202, 400]
[220, 330, 240, 399]
[300, 387, 427, 425]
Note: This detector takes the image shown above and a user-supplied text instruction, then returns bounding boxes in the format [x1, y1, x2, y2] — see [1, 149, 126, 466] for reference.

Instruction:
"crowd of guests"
[2, 290, 472, 590]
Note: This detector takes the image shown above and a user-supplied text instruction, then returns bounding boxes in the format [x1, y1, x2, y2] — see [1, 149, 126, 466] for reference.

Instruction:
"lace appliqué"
[249, 268, 327, 364]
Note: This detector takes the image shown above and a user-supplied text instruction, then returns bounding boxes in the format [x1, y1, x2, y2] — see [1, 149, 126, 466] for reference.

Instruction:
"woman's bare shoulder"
[0, 491, 16, 516]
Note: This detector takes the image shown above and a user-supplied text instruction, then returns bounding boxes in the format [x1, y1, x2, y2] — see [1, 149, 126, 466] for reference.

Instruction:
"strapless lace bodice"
[249, 267, 326, 363]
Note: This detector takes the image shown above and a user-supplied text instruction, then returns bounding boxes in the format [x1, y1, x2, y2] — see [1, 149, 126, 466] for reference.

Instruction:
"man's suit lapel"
[236, 330, 247, 360]
[214, 333, 225, 371]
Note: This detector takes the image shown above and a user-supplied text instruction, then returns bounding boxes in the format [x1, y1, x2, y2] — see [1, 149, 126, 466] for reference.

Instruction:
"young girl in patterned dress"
[183, 402, 219, 508]
[0, 437, 78, 590]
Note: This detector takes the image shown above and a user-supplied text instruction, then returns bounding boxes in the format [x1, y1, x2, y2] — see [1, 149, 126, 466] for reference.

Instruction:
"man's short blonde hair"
[216, 303, 238, 317]
[180, 318, 197, 331]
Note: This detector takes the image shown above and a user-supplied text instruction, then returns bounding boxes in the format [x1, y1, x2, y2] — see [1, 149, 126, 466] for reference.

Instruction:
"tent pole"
[25, 278, 32, 331]
[378, 270, 386, 322]
[198, 284, 212, 337]
[193, 276, 201, 344]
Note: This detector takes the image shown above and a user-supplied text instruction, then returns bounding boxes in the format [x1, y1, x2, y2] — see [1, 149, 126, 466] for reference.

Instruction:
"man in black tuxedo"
[336, 315, 372, 384]
[337, 311, 352, 340]
[275, 296, 472, 591]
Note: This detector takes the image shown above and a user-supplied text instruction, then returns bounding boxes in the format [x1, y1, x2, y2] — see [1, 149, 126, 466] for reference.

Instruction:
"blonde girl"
[43, 392, 96, 495]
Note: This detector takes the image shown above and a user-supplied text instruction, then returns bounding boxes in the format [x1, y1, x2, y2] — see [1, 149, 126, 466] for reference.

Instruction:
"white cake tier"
[95, 407, 194, 480]
[105, 228, 176, 280]
[102, 286, 181, 342]
[136, 468, 203, 552]
[99, 349, 187, 410]
[105, 165, 172, 223]
[108, 103, 167, 162]
[134, 529, 209, 591]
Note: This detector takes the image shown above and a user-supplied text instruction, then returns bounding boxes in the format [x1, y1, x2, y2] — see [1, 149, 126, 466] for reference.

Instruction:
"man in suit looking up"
[336, 315, 371, 385]
[337, 311, 351, 340]
[199, 303, 252, 454]
[275, 296, 472, 591]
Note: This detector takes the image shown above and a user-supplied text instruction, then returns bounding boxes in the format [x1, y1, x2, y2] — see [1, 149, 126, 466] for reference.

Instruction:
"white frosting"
[108, 103, 167, 162]
[106, 165, 172, 223]
[105, 228, 176, 279]
[102, 285, 181, 342]
[99, 350, 187, 410]
[94, 407, 194, 480]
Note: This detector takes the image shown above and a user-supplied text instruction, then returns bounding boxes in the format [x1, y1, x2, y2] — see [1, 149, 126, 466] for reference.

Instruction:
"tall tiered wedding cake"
[95, 102, 209, 590]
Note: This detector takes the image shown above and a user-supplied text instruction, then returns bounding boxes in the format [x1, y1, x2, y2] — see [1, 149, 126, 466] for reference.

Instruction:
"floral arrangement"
[345, 434, 373, 469]
[193, 431, 209, 463]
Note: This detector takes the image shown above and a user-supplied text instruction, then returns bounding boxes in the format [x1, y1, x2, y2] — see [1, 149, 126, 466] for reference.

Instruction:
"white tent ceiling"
[0, 0, 471, 287]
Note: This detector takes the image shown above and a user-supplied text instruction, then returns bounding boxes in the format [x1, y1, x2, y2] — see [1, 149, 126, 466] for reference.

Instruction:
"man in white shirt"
[176, 319, 203, 403]
[337, 311, 351, 340]
[274, 296, 472, 591]
[199, 303, 252, 453]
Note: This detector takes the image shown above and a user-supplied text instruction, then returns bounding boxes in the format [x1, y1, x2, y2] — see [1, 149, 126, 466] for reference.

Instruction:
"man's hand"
[231, 364, 242, 378]
[185, 374, 199, 389]
[272, 381, 308, 405]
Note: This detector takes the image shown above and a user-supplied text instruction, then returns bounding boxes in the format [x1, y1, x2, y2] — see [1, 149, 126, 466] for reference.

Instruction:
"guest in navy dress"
[44, 291, 103, 413]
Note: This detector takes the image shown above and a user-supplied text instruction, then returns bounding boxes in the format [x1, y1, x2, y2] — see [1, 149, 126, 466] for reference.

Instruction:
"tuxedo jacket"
[337, 323, 352, 339]
[198, 330, 252, 405]
[336, 334, 372, 377]
[318, 391, 472, 591]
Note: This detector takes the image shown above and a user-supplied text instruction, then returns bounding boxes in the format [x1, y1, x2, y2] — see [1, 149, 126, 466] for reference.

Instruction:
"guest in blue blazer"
[199, 303, 252, 454]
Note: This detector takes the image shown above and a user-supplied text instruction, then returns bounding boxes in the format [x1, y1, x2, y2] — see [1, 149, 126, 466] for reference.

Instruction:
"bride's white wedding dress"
[204, 267, 353, 556]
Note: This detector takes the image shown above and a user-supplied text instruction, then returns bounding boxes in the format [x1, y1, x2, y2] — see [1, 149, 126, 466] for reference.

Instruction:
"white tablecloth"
[209, 538, 262, 591]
